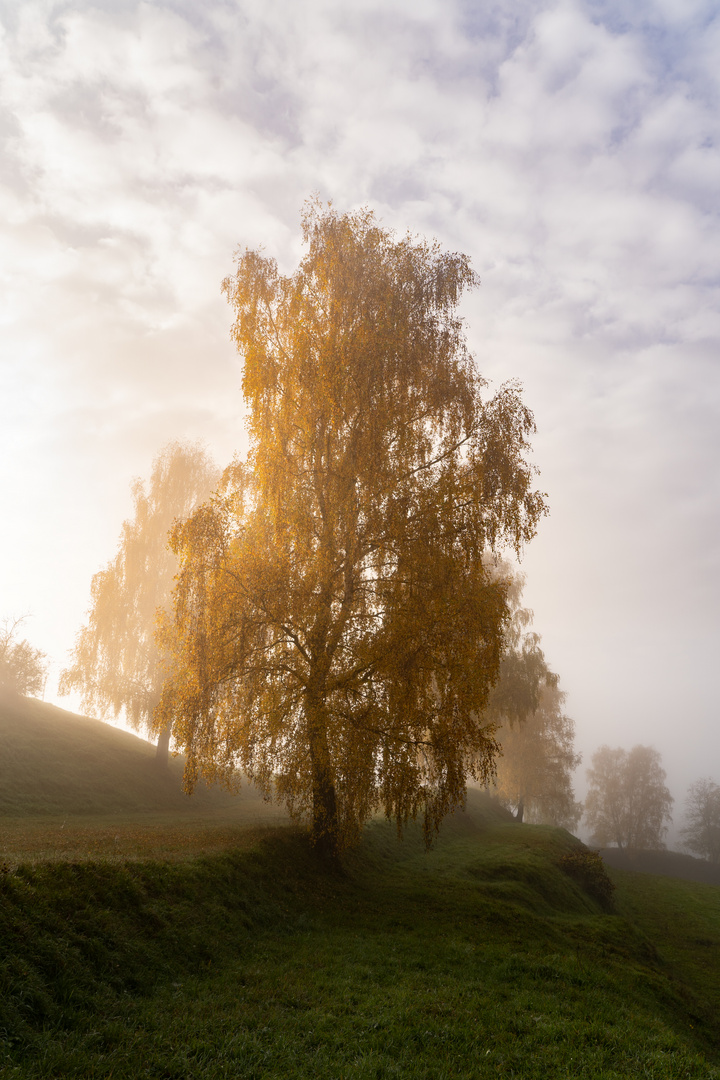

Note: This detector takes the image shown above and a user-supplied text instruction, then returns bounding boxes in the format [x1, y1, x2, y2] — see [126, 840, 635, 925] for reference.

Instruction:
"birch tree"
[158, 202, 547, 855]
[493, 683, 582, 828]
[483, 572, 581, 828]
[60, 441, 218, 766]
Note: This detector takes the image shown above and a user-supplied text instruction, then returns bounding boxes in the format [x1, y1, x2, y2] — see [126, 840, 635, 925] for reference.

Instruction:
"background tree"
[158, 201, 547, 856]
[483, 569, 581, 828]
[584, 745, 673, 850]
[60, 442, 219, 766]
[483, 570, 555, 728]
[680, 778, 720, 863]
[493, 683, 582, 829]
[0, 617, 48, 697]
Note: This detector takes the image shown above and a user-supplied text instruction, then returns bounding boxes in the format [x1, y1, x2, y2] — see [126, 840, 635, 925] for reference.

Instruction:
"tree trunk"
[155, 723, 171, 769]
[306, 693, 340, 859]
[311, 758, 340, 860]
[515, 797, 524, 823]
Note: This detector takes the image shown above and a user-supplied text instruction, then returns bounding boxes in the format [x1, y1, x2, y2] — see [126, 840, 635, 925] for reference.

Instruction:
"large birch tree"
[158, 202, 547, 855]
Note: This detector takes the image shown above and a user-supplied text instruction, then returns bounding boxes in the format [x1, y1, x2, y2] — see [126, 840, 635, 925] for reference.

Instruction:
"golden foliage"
[158, 202, 547, 855]
[483, 572, 558, 728]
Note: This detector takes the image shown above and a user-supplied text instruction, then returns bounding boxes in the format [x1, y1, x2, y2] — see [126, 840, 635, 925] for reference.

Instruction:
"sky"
[2, 0, 719, 833]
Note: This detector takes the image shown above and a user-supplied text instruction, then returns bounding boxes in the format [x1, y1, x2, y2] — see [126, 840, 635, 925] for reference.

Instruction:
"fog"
[2, 0, 719, 835]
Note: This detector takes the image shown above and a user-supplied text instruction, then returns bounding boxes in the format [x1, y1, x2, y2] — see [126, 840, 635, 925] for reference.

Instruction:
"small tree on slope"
[0, 617, 48, 697]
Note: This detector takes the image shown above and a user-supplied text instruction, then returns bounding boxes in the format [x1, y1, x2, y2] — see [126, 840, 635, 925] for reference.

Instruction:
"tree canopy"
[483, 569, 557, 728]
[158, 202, 547, 855]
[584, 745, 673, 851]
[60, 441, 218, 765]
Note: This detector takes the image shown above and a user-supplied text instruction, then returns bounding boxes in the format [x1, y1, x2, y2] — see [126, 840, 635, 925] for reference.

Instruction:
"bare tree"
[681, 778, 720, 864]
[585, 745, 673, 850]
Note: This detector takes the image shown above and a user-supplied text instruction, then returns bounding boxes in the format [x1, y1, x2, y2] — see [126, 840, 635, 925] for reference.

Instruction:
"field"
[2, 695, 720, 1078]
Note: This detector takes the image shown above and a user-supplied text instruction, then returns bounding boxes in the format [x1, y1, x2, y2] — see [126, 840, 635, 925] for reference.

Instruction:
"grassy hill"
[0, 691, 289, 865]
[0, 690, 285, 818]
[2, 692, 720, 1077]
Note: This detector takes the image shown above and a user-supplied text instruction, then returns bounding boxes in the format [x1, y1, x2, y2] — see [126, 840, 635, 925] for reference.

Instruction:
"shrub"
[559, 848, 615, 909]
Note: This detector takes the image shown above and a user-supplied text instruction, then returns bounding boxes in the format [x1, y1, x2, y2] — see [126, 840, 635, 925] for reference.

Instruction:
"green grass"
[0, 691, 285, 819]
[3, 697, 720, 1077]
[0, 693, 287, 871]
[3, 810, 720, 1078]
[611, 867, 720, 1022]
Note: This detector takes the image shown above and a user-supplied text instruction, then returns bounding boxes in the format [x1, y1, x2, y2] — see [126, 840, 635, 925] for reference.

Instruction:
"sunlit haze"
[2, 0, 719, 830]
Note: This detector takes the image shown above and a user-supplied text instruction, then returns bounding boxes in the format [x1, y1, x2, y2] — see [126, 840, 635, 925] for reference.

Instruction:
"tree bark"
[306, 693, 340, 859]
[311, 757, 340, 860]
[155, 723, 171, 769]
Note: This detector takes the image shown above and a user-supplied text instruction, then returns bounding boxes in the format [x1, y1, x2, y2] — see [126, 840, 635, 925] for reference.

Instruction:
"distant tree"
[680, 778, 720, 864]
[584, 745, 673, 850]
[0, 617, 48, 697]
[59, 442, 219, 766]
[494, 683, 582, 829]
[156, 201, 547, 857]
[484, 572, 556, 728]
[484, 571, 581, 828]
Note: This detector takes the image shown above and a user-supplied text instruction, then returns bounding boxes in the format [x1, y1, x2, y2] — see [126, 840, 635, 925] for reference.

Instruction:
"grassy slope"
[611, 867, 720, 1020]
[2, 697, 720, 1077]
[2, 691, 289, 825]
[1, 802, 720, 1077]
[0, 690, 248, 816]
[0, 693, 289, 865]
